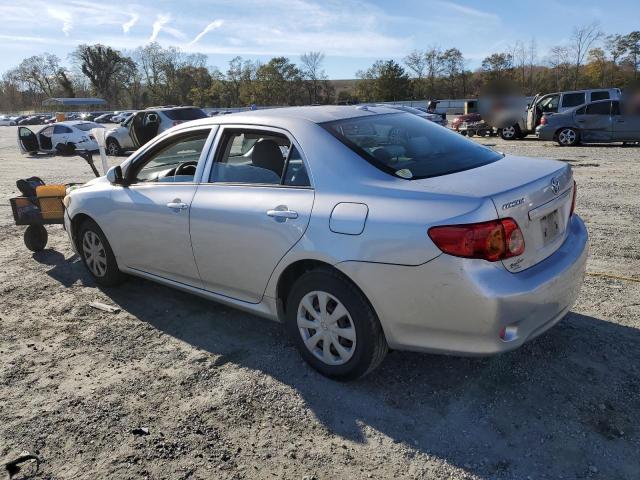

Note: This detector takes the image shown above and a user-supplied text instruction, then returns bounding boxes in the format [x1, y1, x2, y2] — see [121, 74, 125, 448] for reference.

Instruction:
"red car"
[450, 113, 482, 131]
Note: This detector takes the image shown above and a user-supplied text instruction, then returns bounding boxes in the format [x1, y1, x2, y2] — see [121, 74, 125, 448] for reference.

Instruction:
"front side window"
[585, 102, 611, 115]
[561, 92, 586, 108]
[321, 113, 502, 180]
[539, 95, 560, 113]
[210, 130, 310, 186]
[132, 130, 211, 183]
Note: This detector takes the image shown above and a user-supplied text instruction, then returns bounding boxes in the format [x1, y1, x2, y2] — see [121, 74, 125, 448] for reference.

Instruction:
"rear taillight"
[428, 218, 525, 262]
[570, 180, 577, 216]
[540, 116, 547, 125]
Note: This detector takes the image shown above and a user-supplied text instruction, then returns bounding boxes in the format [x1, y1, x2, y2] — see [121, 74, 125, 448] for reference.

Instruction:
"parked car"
[379, 105, 447, 126]
[44, 116, 58, 124]
[94, 113, 115, 123]
[105, 106, 207, 155]
[110, 111, 134, 123]
[0, 115, 17, 126]
[450, 113, 482, 132]
[536, 99, 640, 146]
[494, 88, 622, 140]
[17, 121, 104, 155]
[18, 115, 48, 126]
[63, 105, 588, 379]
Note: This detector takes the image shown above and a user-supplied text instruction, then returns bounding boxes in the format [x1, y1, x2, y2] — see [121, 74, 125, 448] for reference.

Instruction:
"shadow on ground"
[42, 254, 640, 479]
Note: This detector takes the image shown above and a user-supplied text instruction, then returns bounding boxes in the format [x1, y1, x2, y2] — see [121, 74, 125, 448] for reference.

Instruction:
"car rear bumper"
[536, 125, 555, 140]
[337, 214, 589, 356]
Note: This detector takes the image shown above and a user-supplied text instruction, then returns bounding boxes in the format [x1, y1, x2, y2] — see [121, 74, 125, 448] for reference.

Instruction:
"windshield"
[164, 108, 207, 121]
[321, 113, 502, 180]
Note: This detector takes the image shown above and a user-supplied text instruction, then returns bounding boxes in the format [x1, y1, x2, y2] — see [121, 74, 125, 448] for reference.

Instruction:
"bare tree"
[424, 46, 443, 98]
[571, 22, 603, 89]
[527, 38, 538, 93]
[300, 51, 326, 104]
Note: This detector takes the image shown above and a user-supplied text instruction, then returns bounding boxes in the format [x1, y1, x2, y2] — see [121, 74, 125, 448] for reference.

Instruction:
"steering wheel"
[174, 161, 198, 177]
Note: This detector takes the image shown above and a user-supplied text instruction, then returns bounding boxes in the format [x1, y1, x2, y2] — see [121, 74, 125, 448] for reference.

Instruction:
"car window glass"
[133, 130, 211, 183]
[590, 91, 610, 101]
[283, 146, 311, 187]
[41, 127, 54, 138]
[561, 93, 586, 108]
[539, 95, 560, 113]
[210, 131, 291, 185]
[585, 102, 611, 115]
[53, 125, 72, 134]
[322, 112, 501, 180]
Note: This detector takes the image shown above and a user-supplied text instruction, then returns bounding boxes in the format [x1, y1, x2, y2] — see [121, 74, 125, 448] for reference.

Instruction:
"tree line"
[0, 23, 638, 112]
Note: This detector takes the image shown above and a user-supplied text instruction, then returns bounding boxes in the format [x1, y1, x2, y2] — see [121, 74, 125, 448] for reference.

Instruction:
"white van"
[498, 88, 622, 140]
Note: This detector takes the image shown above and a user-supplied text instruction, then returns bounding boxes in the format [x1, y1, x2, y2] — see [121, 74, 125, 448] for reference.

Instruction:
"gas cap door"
[329, 202, 368, 235]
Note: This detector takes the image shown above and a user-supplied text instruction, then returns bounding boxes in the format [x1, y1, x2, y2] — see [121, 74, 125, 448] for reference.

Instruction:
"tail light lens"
[570, 180, 577, 216]
[428, 218, 525, 262]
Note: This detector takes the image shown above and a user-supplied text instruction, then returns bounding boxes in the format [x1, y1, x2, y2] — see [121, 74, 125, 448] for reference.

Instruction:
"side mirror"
[106, 165, 124, 185]
[147, 113, 159, 123]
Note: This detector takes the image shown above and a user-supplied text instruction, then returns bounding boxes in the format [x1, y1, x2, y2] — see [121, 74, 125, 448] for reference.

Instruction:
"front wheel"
[78, 219, 124, 286]
[285, 269, 388, 380]
[556, 128, 580, 146]
[106, 138, 122, 156]
[500, 125, 519, 140]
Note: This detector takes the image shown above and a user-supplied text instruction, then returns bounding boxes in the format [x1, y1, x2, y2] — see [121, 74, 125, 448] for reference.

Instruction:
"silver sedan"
[63, 106, 588, 379]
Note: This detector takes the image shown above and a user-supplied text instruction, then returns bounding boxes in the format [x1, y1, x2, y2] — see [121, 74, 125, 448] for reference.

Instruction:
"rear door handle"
[167, 201, 188, 210]
[267, 208, 298, 220]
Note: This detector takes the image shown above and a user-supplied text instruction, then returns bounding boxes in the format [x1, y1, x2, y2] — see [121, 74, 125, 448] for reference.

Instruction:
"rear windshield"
[321, 113, 502, 180]
[164, 108, 207, 121]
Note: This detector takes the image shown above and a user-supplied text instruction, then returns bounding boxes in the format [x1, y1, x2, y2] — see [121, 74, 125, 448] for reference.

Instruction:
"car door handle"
[267, 209, 298, 219]
[617, 119, 625, 123]
[576, 120, 585, 123]
[167, 201, 188, 210]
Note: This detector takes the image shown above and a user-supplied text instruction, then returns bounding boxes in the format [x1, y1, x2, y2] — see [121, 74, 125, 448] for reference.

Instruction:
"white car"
[17, 121, 105, 155]
[111, 112, 133, 123]
[0, 116, 17, 126]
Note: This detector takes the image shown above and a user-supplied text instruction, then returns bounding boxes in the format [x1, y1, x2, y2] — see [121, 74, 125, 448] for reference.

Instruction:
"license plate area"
[540, 209, 560, 245]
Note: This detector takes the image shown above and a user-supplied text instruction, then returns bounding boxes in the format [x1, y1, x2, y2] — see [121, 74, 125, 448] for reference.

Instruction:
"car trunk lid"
[410, 155, 574, 272]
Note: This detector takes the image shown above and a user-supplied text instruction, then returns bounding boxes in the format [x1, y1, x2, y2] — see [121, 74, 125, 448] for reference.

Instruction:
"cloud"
[122, 13, 139, 33]
[149, 13, 171, 42]
[47, 7, 73, 36]
[189, 19, 224, 45]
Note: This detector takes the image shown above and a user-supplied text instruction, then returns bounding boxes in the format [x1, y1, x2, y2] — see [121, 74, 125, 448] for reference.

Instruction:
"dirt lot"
[1, 125, 639, 480]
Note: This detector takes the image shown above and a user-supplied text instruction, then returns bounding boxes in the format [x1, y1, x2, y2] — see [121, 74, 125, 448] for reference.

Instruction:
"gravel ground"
[0, 126, 639, 480]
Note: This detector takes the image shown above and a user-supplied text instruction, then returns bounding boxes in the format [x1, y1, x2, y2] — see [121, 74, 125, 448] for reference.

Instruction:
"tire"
[460, 130, 467, 136]
[467, 130, 476, 137]
[500, 125, 519, 140]
[24, 225, 48, 251]
[285, 268, 388, 380]
[556, 128, 580, 147]
[106, 138, 122, 156]
[78, 219, 124, 286]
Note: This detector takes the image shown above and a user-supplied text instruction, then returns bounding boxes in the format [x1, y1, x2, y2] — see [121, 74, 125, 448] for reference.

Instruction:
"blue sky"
[0, 0, 638, 78]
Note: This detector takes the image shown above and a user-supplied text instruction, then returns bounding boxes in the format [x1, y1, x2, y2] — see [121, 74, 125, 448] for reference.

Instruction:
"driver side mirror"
[147, 113, 159, 123]
[106, 165, 124, 185]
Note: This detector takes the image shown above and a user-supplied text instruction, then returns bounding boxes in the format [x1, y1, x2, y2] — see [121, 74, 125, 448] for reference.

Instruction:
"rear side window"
[590, 91, 610, 101]
[210, 130, 310, 187]
[562, 93, 586, 108]
[321, 113, 502, 180]
[53, 125, 72, 134]
[163, 108, 207, 121]
[585, 102, 611, 115]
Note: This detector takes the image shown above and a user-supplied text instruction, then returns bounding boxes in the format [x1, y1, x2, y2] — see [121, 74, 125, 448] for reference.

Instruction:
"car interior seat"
[251, 140, 285, 177]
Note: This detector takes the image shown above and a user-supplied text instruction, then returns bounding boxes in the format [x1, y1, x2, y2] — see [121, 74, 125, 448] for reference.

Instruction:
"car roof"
[182, 105, 402, 127]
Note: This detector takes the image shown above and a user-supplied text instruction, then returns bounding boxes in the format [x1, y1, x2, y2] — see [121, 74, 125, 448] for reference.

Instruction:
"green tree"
[356, 60, 410, 102]
[73, 44, 134, 103]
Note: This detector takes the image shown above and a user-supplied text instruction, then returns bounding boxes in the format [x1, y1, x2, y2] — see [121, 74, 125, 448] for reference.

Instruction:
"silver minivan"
[499, 88, 622, 140]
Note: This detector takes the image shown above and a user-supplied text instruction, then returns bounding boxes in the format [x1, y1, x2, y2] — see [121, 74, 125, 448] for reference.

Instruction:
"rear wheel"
[556, 128, 580, 146]
[500, 125, 519, 140]
[106, 138, 122, 156]
[285, 268, 387, 380]
[78, 219, 124, 286]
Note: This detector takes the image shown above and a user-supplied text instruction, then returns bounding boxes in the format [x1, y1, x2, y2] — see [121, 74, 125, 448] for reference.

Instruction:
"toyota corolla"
[63, 105, 588, 379]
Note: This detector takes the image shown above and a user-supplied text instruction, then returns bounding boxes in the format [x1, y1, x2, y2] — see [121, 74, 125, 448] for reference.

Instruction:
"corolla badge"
[550, 177, 561, 194]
